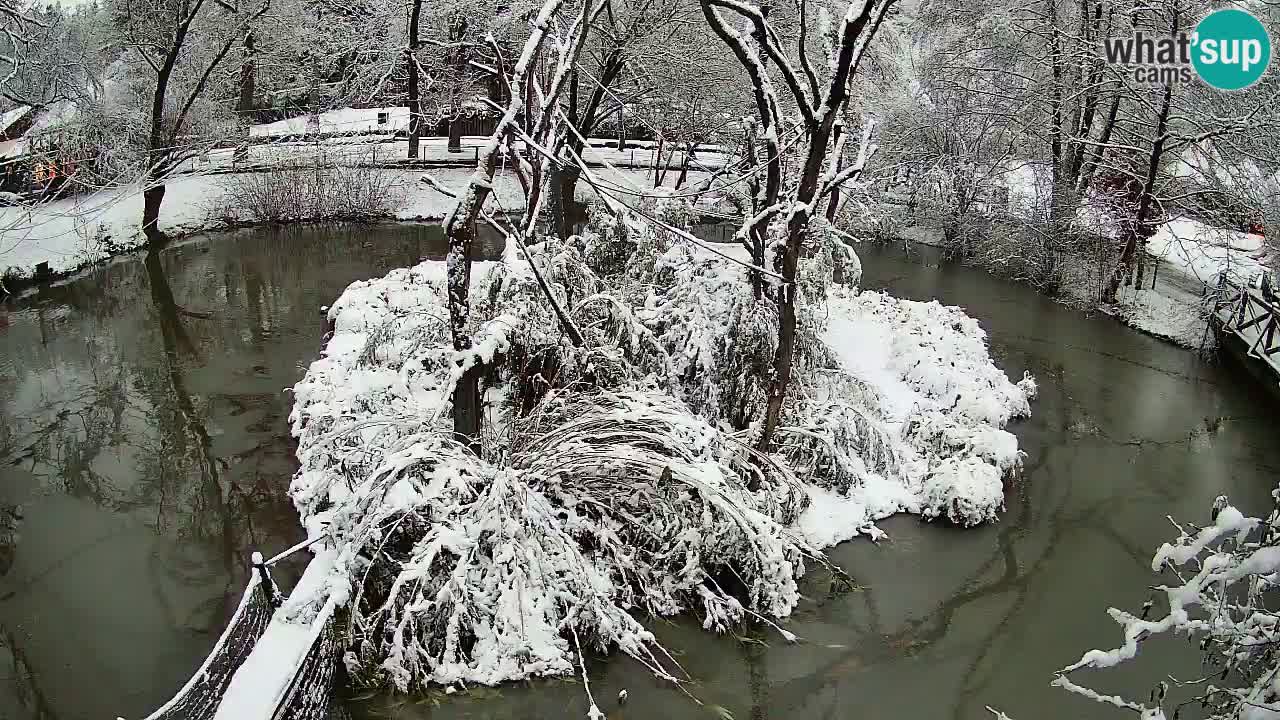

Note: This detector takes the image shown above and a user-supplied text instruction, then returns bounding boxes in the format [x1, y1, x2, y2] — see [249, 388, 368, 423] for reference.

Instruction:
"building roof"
[0, 139, 22, 160]
[0, 106, 33, 136]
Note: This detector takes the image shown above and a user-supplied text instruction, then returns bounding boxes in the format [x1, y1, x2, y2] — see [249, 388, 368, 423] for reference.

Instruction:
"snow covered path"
[208, 550, 347, 720]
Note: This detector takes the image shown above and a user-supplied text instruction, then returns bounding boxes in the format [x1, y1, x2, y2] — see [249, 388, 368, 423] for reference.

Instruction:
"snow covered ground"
[1146, 217, 1269, 285]
[0, 162, 706, 278]
[1111, 218, 1270, 346]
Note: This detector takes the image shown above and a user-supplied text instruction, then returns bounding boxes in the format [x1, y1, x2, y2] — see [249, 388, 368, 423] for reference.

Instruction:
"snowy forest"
[3, 0, 1280, 718]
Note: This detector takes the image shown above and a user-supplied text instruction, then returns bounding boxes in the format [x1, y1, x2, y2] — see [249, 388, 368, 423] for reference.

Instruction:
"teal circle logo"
[1192, 9, 1271, 90]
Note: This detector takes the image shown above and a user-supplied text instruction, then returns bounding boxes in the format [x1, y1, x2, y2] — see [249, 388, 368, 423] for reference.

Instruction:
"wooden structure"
[1210, 274, 1280, 391]
[133, 540, 346, 720]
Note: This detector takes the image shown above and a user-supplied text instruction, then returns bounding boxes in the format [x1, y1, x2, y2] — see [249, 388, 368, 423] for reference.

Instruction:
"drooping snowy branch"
[1053, 497, 1280, 719]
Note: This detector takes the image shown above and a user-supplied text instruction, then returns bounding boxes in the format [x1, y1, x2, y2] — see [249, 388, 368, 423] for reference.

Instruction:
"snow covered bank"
[1147, 218, 1269, 286]
[878, 213, 1268, 348]
[285, 206, 1036, 697]
[1109, 218, 1269, 347]
[800, 289, 1035, 544]
[0, 164, 697, 279]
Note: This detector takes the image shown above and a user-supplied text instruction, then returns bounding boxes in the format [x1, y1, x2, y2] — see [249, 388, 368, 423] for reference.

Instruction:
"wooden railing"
[1211, 274, 1280, 377]
[134, 535, 343, 720]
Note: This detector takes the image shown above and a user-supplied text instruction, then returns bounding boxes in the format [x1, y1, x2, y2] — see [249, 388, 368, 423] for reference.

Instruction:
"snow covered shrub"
[623, 210, 681, 288]
[292, 248, 845, 696]
[301, 382, 825, 692]
[803, 218, 862, 290]
[918, 456, 1006, 526]
[1053, 495, 1280, 720]
[967, 219, 1075, 295]
[574, 192, 693, 284]
[291, 194, 1038, 699]
[778, 377, 906, 495]
[647, 188, 696, 230]
[214, 159, 404, 225]
[340, 401, 817, 689]
[339, 434, 667, 690]
[819, 289, 1035, 526]
[714, 293, 778, 429]
[575, 203, 634, 278]
[45, 100, 147, 194]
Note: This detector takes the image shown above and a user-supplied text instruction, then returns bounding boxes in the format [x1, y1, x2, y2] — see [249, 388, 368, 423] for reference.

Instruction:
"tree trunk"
[757, 109, 843, 453]
[447, 210, 483, 451]
[448, 115, 463, 152]
[675, 142, 694, 189]
[145, 68, 171, 248]
[447, 17, 469, 154]
[406, 0, 423, 159]
[652, 136, 665, 187]
[1045, 0, 1066, 268]
[235, 33, 255, 164]
[740, 121, 766, 299]
[826, 123, 844, 222]
[548, 164, 580, 240]
[142, 182, 167, 247]
[548, 71, 580, 240]
[1105, 82, 1173, 303]
[1078, 93, 1121, 193]
[617, 103, 626, 150]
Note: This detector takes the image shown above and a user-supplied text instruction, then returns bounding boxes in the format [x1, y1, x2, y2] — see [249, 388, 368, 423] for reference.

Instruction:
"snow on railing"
[268, 599, 342, 720]
[133, 574, 273, 720]
[213, 547, 344, 720]
[132, 535, 341, 720]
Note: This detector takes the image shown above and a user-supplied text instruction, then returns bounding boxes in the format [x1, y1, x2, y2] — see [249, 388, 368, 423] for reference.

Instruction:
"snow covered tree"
[437, 0, 601, 449]
[1092, 4, 1280, 302]
[544, 0, 719, 238]
[699, 0, 896, 451]
[1, 0, 45, 102]
[109, 0, 271, 245]
[897, 77, 1021, 262]
[1, 1, 108, 108]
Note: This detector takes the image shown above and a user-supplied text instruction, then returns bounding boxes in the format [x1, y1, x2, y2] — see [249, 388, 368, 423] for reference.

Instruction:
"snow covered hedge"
[288, 198, 1036, 697]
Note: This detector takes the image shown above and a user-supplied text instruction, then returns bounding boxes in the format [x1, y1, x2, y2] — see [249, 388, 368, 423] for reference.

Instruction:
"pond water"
[0, 228, 1276, 720]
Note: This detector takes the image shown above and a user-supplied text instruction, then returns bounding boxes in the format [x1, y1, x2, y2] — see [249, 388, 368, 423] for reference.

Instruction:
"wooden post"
[252, 551, 281, 608]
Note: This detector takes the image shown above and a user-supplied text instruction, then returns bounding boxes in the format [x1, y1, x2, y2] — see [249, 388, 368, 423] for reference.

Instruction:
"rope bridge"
[132, 537, 346, 720]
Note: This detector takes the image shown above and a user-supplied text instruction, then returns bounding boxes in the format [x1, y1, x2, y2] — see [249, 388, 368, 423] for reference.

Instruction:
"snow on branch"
[1053, 497, 1280, 719]
[818, 118, 878, 203]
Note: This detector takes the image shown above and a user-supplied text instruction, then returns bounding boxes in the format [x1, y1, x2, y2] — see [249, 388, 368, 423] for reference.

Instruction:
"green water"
[0, 231, 1274, 720]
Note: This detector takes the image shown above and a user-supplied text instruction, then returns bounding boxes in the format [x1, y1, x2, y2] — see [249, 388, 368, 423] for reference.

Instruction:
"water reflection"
[0, 223, 494, 720]
[0, 228, 1276, 720]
